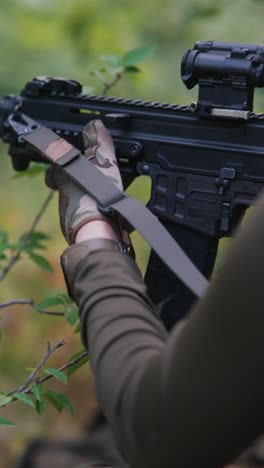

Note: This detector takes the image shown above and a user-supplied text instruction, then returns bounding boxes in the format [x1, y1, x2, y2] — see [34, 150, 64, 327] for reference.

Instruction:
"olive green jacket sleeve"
[61, 194, 264, 468]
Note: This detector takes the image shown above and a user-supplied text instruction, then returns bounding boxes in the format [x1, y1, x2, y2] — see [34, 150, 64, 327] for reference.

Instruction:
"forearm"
[61, 241, 167, 461]
[75, 220, 118, 243]
[80, 251, 167, 445]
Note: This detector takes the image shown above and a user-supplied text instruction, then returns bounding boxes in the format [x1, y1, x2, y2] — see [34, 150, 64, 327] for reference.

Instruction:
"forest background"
[1, 0, 264, 465]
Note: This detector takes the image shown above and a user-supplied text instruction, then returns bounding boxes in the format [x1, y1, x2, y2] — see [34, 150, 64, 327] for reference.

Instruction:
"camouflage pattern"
[47, 120, 126, 245]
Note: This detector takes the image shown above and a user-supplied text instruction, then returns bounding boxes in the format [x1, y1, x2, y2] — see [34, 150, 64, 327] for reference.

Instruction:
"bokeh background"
[1, 0, 264, 465]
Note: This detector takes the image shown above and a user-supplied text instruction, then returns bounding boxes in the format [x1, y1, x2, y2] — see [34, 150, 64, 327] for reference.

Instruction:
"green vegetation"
[0, 0, 264, 464]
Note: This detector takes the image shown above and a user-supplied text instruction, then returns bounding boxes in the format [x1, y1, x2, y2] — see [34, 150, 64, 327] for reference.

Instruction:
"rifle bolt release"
[142, 164, 150, 174]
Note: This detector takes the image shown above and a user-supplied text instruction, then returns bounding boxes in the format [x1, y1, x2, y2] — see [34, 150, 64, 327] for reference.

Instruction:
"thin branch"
[3, 350, 88, 407]
[0, 191, 54, 282]
[102, 72, 122, 95]
[90, 70, 108, 87]
[90, 70, 122, 95]
[36, 351, 89, 386]
[19, 351, 90, 393]
[25, 191, 54, 237]
[0, 299, 64, 316]
[8, 340, 65, 396]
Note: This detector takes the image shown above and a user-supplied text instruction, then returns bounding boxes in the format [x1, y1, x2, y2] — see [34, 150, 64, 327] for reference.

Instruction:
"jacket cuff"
[61, 238, 130, 298]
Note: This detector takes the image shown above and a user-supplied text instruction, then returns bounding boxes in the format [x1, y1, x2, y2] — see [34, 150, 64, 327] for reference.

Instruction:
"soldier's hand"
[46, 120, 130, 246]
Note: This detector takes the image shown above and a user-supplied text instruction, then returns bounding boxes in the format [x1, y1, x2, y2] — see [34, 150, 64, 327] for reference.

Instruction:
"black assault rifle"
[1, 40, 264, 329]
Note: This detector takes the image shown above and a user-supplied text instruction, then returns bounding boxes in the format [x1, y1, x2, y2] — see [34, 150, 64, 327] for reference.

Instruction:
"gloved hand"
[46, 119, 130, 247]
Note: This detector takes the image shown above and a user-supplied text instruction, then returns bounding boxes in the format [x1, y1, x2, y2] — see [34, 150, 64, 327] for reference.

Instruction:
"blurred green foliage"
[1, 0, 264, 464]
[1, 0, 264, 106]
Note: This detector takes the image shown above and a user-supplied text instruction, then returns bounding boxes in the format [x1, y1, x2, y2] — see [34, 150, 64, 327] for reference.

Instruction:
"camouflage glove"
[46, 119, 130, 246]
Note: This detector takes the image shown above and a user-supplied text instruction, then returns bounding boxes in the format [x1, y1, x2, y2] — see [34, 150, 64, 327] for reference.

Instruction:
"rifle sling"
[23, 126, 208, 298]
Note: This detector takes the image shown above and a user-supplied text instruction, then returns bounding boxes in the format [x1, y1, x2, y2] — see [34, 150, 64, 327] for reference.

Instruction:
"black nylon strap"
[111, 197, 208, 297]
[23, 126, 208, 298]
[65, 156, 127, 207]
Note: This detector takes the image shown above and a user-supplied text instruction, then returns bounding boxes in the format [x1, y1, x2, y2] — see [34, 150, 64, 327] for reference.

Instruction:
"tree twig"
[3, 349, 89, 407]
[102, 72, 122, 95]
[28, 351, 89, 389]
[0, 191, 54, 282]
[90, 70, 122, 95]
[8, 340, 66, 396]
[0, 299, 64, 316]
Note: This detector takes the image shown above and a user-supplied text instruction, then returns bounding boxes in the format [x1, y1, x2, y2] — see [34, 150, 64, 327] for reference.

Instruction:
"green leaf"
[31, 231, 50, 241]
[44, 390, 64, 412]
[64, 305, 79, 326]
[121, 47, 155, 67]
[74, 321, 81, 334]
[23, 243, 47, 252]
[52, 392, 74, 415]
[67, 352, 89, 378]
[28, 253, 53, 272]
[36, 399, 46, 415]
[19, 231, 50, 253]
[44, 368, 67, 385]
[32, 384, 43, 402]
[0, 396, 13, 407]
[14, 392, 35, 408]
[100, 54, 121, 66]
[44, 390, 74, 415]
[36, 296, 66, 311]
[124, 65, 141, 73]
[67, 349, 87, 361]
[58, 293, 73, 305]
[20, 231, 50, 244]
[0, 417, 16, 427]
